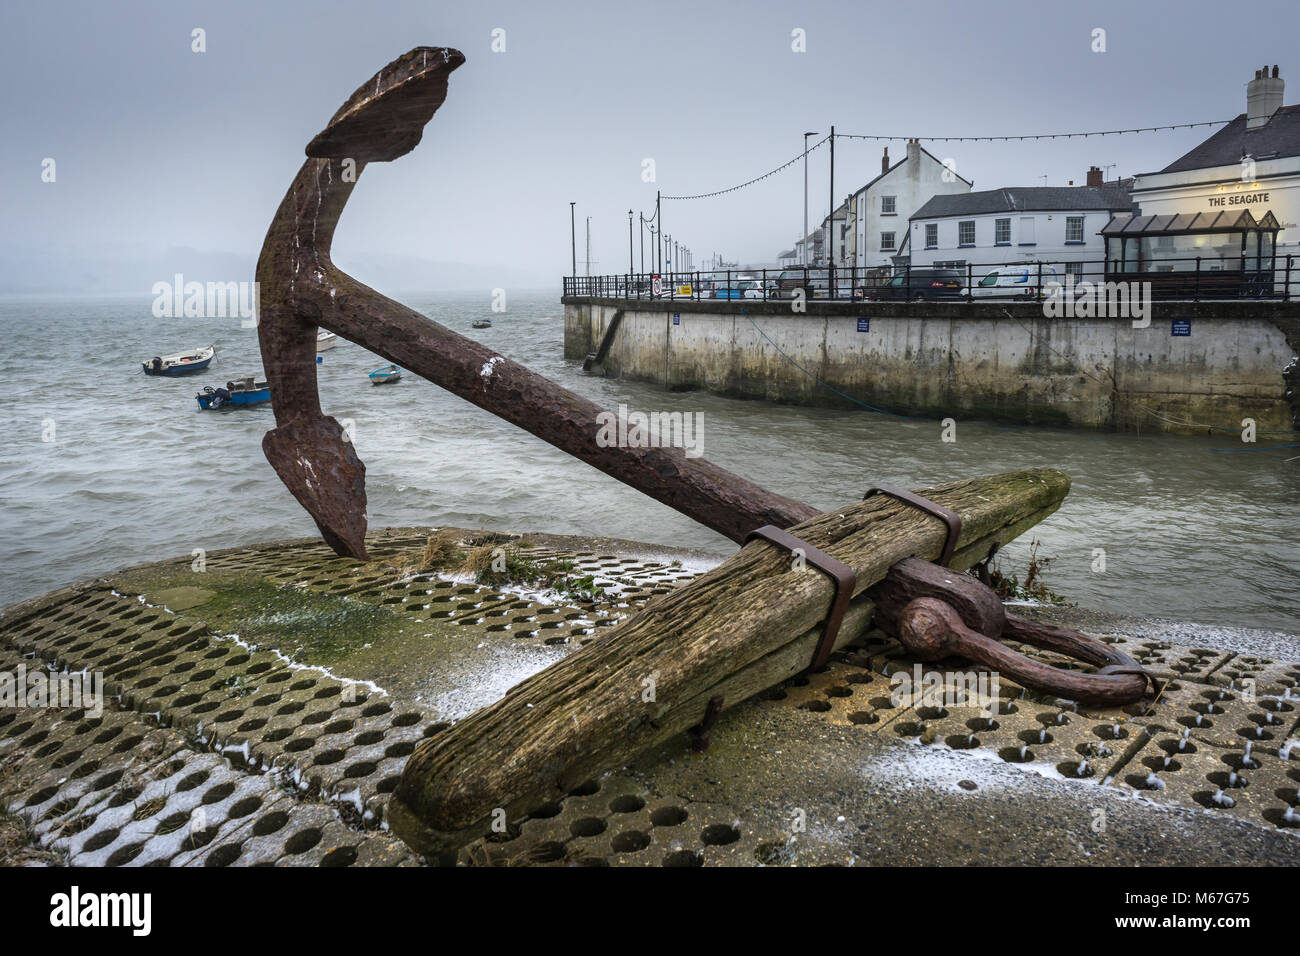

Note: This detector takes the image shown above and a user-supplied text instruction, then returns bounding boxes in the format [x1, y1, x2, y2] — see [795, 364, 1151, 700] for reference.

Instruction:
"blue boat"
[369, 364, 402, 385]
[197, 377, 271, 410]
[143, 345, 214, 376]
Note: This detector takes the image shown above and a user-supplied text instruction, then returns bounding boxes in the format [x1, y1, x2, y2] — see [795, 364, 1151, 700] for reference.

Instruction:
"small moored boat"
[142, 345, 214, 376]
[197, 376, 271, 410]
[317, 330, 338, 351]
[368, 364, 402, 385]
[471, 319, 491, 329]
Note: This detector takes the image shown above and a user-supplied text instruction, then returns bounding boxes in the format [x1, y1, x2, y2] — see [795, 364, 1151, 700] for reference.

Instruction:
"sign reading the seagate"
[1208, 191, 1270, 208]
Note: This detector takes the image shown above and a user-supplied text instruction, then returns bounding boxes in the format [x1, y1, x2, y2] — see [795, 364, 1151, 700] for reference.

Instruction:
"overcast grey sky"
[2, 0, 1297, 291]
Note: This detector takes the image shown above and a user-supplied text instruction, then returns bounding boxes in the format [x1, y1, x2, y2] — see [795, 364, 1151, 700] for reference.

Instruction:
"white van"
[969, 264, 1060, 298]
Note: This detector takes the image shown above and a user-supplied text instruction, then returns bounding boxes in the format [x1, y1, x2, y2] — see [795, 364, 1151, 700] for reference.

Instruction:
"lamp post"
[828, 125, 835, 292]
[628, 209, 634, 276]
[569, 202, 576, 278]
[656, 191, 662, 275]
[803, 131, 816, 266]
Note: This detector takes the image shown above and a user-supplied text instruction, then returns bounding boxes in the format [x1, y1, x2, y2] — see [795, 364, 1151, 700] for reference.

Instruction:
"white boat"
[317, 330, 338, 351]
[142, 345, 215, 376]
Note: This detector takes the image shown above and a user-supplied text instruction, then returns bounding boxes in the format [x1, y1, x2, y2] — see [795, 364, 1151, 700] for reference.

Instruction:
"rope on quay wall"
[662, 136, 830, 201]
[997, 309, 1299, 441]
[740, 311, 921, 419]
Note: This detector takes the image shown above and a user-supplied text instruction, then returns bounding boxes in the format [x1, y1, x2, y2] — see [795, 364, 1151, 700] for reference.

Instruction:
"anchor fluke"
[305, 46, 465, 162]
[263, 415, 368, 560]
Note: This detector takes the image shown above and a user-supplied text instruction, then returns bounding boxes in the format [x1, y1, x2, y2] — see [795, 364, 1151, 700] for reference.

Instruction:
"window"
[881, 195, 897, 215]
[995, 218, 1011, 244]
[880, 231, 896, 251]
[925, 223, 938, 248]
[1066, 216, 1085, 243]
[1063, 261, 1085, 282]
[958, 221, 975, 246]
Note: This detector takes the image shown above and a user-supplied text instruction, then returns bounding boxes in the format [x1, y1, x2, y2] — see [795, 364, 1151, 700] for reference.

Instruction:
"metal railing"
[562, 256, 1297, 304]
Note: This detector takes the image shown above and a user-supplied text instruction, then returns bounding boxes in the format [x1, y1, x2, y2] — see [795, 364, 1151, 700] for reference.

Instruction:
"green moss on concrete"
[112, 564, 404, 668]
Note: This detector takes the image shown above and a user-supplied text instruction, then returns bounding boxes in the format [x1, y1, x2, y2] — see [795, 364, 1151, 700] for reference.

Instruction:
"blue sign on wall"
[856, 317, 870, 332]
[672, 312, 680, 326]
[1172, 319, 1191, 337]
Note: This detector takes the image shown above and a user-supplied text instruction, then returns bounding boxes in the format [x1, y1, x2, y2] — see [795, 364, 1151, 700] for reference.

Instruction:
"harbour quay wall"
[562, 297, 1300, 434]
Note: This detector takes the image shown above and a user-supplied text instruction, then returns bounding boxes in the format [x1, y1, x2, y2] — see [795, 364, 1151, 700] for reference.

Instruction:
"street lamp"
[803, 131, 816, 266]
[569, 202, 576, 278]
[628, 209, 634, 276]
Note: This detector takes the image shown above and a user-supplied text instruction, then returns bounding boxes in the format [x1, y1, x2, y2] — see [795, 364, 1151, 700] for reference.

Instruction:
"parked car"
[713, 274, 764, 299]
[774, 268, 830, 299]
[969, 264, 1061, 298]
[866, 268, 965, 301]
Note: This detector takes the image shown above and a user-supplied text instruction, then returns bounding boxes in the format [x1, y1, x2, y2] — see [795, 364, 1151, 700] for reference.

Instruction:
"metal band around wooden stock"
[745, 525, 856, 671]
[864, 484, 963, 567]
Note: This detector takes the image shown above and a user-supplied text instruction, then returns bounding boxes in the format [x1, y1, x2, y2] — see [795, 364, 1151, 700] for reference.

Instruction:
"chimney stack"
[1246, 65, 1284, 129]
[905, 137, 920, 166]
[881, 146, 890, 175]
[1086, 165, 1104, 187]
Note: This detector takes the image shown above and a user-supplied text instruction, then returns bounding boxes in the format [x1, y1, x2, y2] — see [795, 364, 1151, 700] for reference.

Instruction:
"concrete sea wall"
[563, 298, 1300, 433]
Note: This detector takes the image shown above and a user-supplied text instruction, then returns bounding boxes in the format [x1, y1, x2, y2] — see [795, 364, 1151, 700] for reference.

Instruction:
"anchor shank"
[254, 47, 817, 558]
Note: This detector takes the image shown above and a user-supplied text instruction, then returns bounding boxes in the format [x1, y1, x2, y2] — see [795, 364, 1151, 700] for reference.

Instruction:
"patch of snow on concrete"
[430, 642, 568, 722]
[218, 633, 387, 699]
[862, 741, 1070, 794]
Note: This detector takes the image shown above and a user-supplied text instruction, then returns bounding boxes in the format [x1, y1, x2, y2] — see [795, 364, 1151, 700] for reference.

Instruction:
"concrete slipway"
[2, 527, 1299, 867]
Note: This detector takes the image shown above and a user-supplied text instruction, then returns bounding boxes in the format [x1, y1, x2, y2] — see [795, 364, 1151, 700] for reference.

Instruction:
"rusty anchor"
[254, 46, 817, 562]
[254, 46, 1153, 713]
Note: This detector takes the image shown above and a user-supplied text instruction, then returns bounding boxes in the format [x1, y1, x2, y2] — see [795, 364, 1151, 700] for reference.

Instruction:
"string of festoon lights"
[661, 135, 831, 201]
[660, 119, 1235, 202]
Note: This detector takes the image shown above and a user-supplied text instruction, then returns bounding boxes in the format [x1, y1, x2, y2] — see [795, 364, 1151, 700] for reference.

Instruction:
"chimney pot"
[1247, 65, 1285, 129]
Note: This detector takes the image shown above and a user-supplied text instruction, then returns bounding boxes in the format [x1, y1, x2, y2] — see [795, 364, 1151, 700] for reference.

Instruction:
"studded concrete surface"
[3, 526, 1299, 866]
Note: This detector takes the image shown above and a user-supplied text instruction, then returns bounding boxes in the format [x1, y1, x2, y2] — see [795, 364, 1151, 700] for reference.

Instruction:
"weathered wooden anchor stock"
[253, 48, 1155, 858]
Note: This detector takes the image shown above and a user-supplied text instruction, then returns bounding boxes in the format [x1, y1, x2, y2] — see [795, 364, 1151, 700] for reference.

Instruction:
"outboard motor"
[151, 356, 163, 372]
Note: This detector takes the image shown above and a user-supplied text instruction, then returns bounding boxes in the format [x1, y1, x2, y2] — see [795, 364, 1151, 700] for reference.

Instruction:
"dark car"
[867, 268, 965, 301]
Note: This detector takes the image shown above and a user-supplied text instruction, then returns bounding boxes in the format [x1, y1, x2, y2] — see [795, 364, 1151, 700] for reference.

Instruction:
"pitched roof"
[823, 200, 851, 225]
[910, 182, 1134, 220]
[851, 145, 975, 197]
[1157, 105, 1300, 173]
